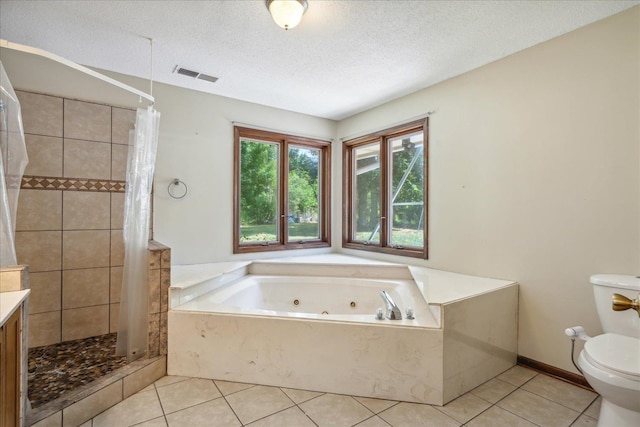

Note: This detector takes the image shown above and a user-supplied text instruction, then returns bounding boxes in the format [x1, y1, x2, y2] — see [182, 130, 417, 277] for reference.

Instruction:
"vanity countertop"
[0, 289, 30, 326]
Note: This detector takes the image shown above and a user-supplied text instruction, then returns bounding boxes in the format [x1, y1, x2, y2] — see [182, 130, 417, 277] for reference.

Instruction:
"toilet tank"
[590, 274, 640, 338]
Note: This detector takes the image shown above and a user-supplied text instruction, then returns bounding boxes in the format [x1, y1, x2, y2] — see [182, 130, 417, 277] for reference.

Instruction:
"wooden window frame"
[342, 118, 428, 259]
[233, 126, 331, 254]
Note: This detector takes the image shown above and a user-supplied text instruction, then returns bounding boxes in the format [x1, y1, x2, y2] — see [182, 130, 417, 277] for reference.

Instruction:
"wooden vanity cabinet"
[0, 306, 21, 427]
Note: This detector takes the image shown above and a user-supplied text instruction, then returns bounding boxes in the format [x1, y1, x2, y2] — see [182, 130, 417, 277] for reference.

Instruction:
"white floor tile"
[214, 380, 254, 396]
[497, 389, 580, 427]
[466, 406, 537, 427]
[584, 395, 601, 419]
[470, 378, 517, 403]
[93, 390, 163, 427]
[496, 366, 537, 387]
[132, 417, 168, 427]
[246, 406, 316, 427]
[521, 374, 597, 412]
[378, 402, 460, 427]
[154, 376, 190, 389]
[165, 398, 241, 427]
[437, 393, 491, 424]
[156, 378, 222, 414]
[570, 414, 598, 427]
[353, 396, 398, 414]
[225, 385, 294, 425]
[354, 416, 392, 426]
[88, 372, 600, 427]
[300, 394, 374, 427]
[281, 387, 324, 404]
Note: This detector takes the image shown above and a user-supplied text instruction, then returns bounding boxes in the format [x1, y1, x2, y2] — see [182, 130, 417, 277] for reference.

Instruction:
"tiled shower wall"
[14, 90, 137, 348]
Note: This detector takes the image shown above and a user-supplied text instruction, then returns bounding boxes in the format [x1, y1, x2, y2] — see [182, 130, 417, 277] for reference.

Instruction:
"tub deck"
[168, 255, 518, 405]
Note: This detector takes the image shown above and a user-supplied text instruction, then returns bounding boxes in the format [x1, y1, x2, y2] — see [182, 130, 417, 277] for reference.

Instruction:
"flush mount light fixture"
[266, 0, 308, 30]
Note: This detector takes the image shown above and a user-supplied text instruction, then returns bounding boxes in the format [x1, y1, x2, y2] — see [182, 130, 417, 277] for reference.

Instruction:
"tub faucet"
[379, 291, 402, 320]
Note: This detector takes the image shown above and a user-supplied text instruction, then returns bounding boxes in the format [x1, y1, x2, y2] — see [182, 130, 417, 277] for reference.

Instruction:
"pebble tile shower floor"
[28, 333, 128, 407]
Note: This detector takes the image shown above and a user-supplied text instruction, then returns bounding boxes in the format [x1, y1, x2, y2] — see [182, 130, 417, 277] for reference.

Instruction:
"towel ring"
[168, 178, 188, 199]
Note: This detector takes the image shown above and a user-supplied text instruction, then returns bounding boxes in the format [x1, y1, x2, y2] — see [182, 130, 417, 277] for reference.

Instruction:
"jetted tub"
[168, 255, 519, 405]
[176, 274, 438, 327]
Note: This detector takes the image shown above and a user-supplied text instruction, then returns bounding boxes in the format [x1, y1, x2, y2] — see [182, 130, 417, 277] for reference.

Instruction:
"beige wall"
[337, 7, 640, 372]
[2, 6, 638, 371]
[0, 48, 338, 267]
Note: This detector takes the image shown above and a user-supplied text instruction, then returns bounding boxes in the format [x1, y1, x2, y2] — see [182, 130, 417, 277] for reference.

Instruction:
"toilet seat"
[583, 334, 640, 380]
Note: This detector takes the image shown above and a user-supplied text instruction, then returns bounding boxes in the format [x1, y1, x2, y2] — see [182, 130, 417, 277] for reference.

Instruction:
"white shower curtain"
[0, 60, 28, 267]
[116, 106, 160, 362]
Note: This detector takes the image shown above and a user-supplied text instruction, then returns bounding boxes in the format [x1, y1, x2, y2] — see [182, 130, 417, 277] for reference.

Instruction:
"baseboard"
[517, 355, 594, 392]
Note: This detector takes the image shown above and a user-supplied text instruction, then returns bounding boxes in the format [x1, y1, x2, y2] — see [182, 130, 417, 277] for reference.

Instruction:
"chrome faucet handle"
[405, 307, 415, 319]
[379, 290, 402, 320]
[375, 307, 384, 320]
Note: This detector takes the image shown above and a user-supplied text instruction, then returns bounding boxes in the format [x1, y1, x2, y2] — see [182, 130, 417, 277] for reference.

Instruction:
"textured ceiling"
[0, 0, 638, 120]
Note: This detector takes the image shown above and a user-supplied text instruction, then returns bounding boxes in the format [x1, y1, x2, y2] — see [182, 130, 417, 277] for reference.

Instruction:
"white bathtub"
[176, 274, 439, 327]
[168, 255, 519, 405]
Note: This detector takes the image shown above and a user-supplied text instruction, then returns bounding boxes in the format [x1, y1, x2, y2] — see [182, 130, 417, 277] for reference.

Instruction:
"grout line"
[213, 380, 245, 426]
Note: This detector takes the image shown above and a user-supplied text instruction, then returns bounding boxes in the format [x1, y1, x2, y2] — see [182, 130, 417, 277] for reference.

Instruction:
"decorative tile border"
[21, 176, 126, 193]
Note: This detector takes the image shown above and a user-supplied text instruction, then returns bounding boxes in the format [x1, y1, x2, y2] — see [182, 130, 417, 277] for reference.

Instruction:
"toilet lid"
[583, 333, 640, 377]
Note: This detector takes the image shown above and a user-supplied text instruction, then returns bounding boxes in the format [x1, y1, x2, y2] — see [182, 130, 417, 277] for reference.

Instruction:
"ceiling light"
[266, 0, 308, 30]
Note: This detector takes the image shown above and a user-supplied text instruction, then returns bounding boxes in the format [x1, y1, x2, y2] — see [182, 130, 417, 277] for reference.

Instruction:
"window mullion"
[281, 139, 288, 246]
[380, 138, 389, 248]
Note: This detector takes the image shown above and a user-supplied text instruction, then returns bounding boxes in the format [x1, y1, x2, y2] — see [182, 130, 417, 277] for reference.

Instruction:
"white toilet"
[578, 274, 640, 426]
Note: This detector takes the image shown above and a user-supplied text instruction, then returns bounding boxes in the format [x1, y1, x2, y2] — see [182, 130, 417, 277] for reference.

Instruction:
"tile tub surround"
[14, 90, 138, 348]
[168, 255, 518, 405]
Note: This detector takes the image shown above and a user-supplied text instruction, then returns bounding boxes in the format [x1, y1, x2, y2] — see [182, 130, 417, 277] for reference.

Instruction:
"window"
[342, 119, 428, 258]
[233, 126, 331, 253]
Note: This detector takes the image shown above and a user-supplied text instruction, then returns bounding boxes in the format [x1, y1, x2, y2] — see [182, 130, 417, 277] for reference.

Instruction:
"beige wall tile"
[62, 230, 110, 269]
[63, 192, 110, 230]
[24, 134, 63, 177]
[160, 311, 167, 355]
[61, 304, 109, 341]
[63, 99, 111, 143]
[28, 271, 62, 314]
[62, 379, 122, 427]
[15, 231, 62, 272]
[29, 311, 61, 348]
[62, 267, 110, 309]
[123, 357, 166, 399]
[111, 193, 124, 229]
[16, 190, 62, 231]
[110, 303, 120, 333]
[149, 268, 161, 314]
[16, 91, 63, 137]
[112, 107, 136, 145]
[110, 230, 124, 266]
[160, 249, 170, 269]
[111, 143, 128, 181]
[160, 268, 170, 313]
[110, 266, 123, 303]
[148, 249, 161, 270]
[148, 313, 160, 358]
[63, 139, 111, 179]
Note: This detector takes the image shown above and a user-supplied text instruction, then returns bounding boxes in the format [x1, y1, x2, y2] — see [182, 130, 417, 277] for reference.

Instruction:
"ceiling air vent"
[173, 66, 219, 83]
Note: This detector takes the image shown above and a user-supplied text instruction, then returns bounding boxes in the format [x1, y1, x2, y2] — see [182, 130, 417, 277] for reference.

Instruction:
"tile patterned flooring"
[82, 366, 600, 427]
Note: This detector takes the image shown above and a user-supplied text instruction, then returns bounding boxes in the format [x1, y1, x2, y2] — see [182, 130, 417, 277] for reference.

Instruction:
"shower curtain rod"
[0, 39, 155, 105]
